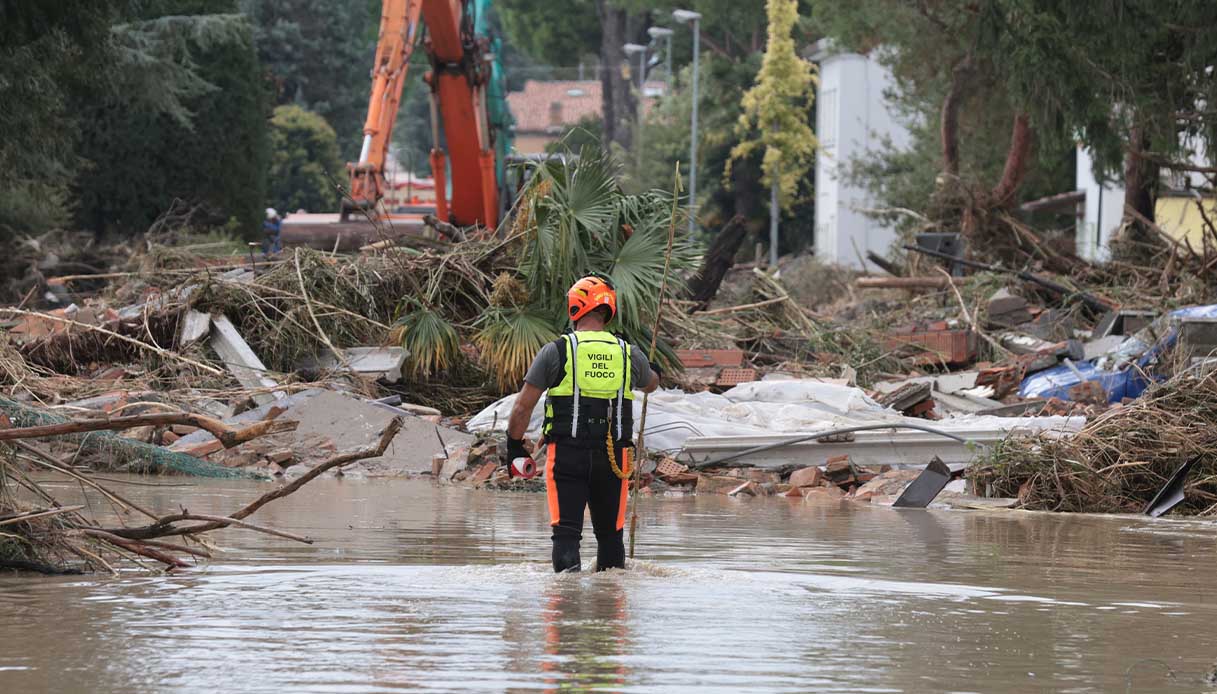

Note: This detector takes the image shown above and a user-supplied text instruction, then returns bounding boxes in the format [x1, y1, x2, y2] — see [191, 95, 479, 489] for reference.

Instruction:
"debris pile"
[974, 368, 1217, 515]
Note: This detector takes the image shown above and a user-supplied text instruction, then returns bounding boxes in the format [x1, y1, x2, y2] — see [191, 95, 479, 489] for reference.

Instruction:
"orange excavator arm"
[347, 0, 500, 230]
[347, 0, 422, 218]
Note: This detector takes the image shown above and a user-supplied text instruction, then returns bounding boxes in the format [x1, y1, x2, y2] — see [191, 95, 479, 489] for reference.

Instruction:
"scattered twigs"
[696, 296, 788, 315]
[294, 248, 350, 370]
[902, 244, 1115, 314]
[96, 416, 405, 542]
[12, 440, 159, 519]
[0, 307, 224, 375]
[0, 505, 86, 527]
[935, 267, 1010, 357]
[80, 529, 192, 569]
[630, 164, 682, 560]
[974, 369, 1217, 515]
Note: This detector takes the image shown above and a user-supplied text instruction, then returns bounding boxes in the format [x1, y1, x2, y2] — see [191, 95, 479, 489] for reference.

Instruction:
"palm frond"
[474, 307, 560, 393]
[394, 306, 460, 378]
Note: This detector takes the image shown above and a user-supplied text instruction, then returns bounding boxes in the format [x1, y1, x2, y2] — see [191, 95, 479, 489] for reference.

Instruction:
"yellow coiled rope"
[607, 423, 629, 480]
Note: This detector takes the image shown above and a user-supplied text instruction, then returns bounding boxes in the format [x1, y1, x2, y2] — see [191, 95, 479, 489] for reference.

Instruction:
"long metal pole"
[688, 18, 700, 235]
[637, 51, 646, 171]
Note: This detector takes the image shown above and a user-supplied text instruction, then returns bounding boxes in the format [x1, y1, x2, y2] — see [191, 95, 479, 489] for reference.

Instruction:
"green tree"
[0, 1, 130, 234]
[991, 0, 1217, 235]
[240, 0, 378, 160]
[730, 0, 817, 208]
[729, 0, 816, 267]
[72, 4, 271, 236]
[269, 104, 342, 212]
[498, 0, 600, 67]
[0, 1, 272, 238]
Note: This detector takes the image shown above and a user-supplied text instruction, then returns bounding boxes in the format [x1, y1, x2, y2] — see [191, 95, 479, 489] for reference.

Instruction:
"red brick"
[469, 461, 497, 486]
[716, 367, 758, 387]
[788, 466, 824, 488]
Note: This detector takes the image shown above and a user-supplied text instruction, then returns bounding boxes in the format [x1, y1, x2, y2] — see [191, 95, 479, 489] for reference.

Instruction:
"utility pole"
[674, 9, 701, 235]
[623, 43, 648, 172]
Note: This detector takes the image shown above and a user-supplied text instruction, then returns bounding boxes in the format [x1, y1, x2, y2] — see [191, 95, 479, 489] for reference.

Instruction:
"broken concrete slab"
[168, 389, 322, 450]
[986, 288, 1032, 328]
[1093, 309, 1157, 339]
[280, 389, 473, 476]
[1083, 335, 1127, 360]
[179, 309, 211, 348]
[873, 371, 979, 397]
[877, 381, 933, 413]
[931, 390, 1004, 415]
[681, 416, 1086, 469]
[696, 474, 750, 495]
[297, 346, 409, 383]
[209, 314, 283, 406]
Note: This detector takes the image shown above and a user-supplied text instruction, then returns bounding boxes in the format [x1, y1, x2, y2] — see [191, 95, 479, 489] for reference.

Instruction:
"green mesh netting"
[0, 397, 262, 479]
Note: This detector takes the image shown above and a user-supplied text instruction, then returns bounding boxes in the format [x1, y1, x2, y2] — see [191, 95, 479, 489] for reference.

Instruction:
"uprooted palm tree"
[474, 147, 700, 392]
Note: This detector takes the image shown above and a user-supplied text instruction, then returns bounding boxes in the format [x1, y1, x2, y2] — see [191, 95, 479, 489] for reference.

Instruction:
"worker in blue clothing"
[263, 208, 282, 256]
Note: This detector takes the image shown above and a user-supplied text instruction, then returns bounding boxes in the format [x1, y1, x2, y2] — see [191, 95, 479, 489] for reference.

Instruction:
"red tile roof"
[507, 79, 664, 134]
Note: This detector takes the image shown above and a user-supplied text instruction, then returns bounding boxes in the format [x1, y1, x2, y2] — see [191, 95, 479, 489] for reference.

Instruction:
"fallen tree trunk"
[865, 251, 904, 277]
[0, 397, 259, 478]
[0, 411, 297, 448]
[687, 215, 748, 307]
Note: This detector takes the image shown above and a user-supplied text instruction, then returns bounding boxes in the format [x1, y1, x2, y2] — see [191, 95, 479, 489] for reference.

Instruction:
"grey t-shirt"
[524, 335, 652, 390]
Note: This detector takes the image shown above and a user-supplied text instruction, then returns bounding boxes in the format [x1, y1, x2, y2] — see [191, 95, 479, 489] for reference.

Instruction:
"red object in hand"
[511, 456, 537, 479]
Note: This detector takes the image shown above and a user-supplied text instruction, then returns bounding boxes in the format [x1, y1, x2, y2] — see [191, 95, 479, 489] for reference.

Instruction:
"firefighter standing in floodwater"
[504, 274, 660, 573]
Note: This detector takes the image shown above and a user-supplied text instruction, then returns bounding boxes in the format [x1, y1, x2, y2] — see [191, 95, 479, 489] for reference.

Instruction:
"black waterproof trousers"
[543, 440, 631, 573]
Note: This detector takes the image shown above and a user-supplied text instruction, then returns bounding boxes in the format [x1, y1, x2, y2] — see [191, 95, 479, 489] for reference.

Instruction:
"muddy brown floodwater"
[1, 477, 1216, 693]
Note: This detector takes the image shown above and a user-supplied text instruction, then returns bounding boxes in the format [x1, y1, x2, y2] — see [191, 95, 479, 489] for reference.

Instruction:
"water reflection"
[0, 477, 1214, 693]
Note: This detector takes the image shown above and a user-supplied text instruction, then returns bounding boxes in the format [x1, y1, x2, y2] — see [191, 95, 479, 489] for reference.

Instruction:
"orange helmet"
[567, 274, 617, 322]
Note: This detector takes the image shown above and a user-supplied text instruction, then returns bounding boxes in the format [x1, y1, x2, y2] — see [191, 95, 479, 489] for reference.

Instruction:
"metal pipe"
[688, 423, 986, 470]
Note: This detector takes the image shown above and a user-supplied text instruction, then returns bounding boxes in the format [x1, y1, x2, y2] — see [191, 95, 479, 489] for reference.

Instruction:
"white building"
[1074, 147, 1125, 262]
[809, 41, 911, 268]
[1076, 138, 1211, 262]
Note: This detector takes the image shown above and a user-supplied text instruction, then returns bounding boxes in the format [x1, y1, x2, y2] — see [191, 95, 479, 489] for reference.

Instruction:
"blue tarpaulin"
[1019, 304, 1217, 403]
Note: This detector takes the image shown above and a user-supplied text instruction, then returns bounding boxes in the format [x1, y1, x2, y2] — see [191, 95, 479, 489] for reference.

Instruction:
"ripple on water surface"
[0, 477, 1214, 693]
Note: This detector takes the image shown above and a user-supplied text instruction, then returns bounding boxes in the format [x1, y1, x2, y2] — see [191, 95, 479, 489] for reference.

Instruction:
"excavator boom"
[345, 0, 503, 230]
[346, 0, 423, 212]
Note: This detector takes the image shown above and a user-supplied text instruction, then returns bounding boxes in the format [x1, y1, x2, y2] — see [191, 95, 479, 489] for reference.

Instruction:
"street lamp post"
[673, 9, 701, 235]
[623, 43, 647, 172]
[647, 27, 674, 94]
